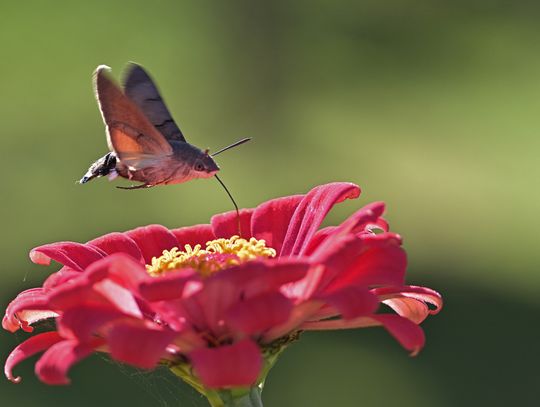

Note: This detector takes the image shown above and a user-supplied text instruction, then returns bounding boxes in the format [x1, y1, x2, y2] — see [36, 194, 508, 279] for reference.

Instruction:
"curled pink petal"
[366, 217, 390, 233]
[3, 288, 51, 332]
[211, 208, 254, 239]
[5, 332, 63, 383]
[280, 182, 360, 257]
[189, 339, 262, 388]
[125, 225, 178, 264]
[35, 339, 97, 385]
[3, 310, 58, 333]
[30, 242, 105, 271]
[374, 286, 443, 324]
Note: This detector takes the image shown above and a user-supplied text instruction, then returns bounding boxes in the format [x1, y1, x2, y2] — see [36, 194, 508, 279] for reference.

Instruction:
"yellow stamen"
[146, 236, 276, 277]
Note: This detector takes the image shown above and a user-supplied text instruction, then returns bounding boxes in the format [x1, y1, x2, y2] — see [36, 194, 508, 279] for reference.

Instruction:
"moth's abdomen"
[79, 152, 117, 184]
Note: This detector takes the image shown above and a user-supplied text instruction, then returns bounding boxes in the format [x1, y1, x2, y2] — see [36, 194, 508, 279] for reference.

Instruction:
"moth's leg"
[153, 175, 175, 186]
[116, 184, 154, 190]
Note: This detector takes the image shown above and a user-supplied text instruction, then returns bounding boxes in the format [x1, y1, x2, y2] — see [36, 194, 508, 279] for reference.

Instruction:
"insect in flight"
[79, 63, 250, 220]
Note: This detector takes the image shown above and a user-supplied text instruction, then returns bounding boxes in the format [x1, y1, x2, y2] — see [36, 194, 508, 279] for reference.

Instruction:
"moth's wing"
[94, 65, 173, 168]
[122, 63, 186, 143]
[107, 123, 172, 170]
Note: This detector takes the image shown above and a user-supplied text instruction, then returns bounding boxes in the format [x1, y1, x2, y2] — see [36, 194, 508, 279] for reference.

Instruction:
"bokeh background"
[1, 1, 538, 406]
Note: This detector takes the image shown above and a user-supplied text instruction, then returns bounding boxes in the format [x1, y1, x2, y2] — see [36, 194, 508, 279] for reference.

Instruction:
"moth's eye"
[195, 163, 205, 172]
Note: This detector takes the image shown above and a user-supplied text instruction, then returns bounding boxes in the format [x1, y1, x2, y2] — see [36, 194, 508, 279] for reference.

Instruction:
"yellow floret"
[146, 236, 276, 277]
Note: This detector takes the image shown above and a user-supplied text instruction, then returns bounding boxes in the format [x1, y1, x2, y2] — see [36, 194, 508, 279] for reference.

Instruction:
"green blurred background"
[1, 0, 538, 405]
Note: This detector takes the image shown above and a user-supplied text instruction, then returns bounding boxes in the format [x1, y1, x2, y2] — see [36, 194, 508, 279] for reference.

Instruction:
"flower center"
[146, 236, 276, 277]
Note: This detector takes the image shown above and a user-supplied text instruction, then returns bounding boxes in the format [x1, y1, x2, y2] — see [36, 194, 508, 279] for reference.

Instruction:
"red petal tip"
[29, 250, 51, 265]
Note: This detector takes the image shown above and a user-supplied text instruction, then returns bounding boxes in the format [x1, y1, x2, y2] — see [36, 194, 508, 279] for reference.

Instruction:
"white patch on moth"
[107, 169, 118, 181]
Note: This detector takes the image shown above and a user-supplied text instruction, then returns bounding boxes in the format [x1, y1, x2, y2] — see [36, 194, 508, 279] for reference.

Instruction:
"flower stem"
[206, 386, 263, 407]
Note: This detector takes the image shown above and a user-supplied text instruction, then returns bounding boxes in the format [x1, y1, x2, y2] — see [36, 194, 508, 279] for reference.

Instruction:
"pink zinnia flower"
[4, 182, 442, 406]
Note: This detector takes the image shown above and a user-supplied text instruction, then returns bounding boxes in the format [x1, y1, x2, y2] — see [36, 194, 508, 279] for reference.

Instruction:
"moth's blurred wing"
[123, 63, 186, 143]
[94, 65, 173, 158]
[107, 123, 172, 170]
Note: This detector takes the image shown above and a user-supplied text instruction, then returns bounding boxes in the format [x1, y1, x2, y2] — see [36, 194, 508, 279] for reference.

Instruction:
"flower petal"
[107, 321, 177, 369]
[374, 285, 443, 324]
[125, 225, 178, 264]
[47, 275, 105, 311]
[319, 286, 380, 319]
[285, 236, 361, 299]
[189, 339, 262, 388]
[45, 257, 143, 319]
[94, 280, 143, 319]
[333, 202, 386, 236]
[280, 182, 361, 257]
[185, 278, 239, 335]
[87, 232, 143, 263]
[3, 288, 53, 332]
[310, 202, 386, 257]
[225, 292, 293, 336]
[5, 332, 63, 383]
[322, 235, 407, 293]
[35, 339, 97, 385]
[251, 194, 304, 254]
[30, 242, 105, 271]
[149, 298, 194, 332]
[372, 314, 426, 356]
[211, 209, 254, 239]
[171, 224, 216, 248]
[43, 268, 81, 290]
[85, 253, 151, 295]
[211, 260, 310, 299]
[186, 261, 308, 337]
[303, 226, 337, 256]
[138, 269, 199, 302]
[58, 306, 126, 341]
[263, 300, 323, 342]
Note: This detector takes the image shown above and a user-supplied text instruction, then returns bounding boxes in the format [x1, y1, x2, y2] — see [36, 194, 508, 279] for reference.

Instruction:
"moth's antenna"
[211, 138, 251, 157]
[214, 174, 242, 236]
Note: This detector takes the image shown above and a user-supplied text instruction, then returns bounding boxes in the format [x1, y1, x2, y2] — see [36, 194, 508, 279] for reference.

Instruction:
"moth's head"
[193, 149, 220, 178]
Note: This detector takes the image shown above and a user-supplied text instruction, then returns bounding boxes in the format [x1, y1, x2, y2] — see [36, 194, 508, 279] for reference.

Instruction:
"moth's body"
[80, 63, 219, 188]
[117, 141, 217, 186]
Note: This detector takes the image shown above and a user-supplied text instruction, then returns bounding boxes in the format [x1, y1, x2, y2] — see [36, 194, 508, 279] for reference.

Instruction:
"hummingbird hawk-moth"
[80, 63, 249, 190]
